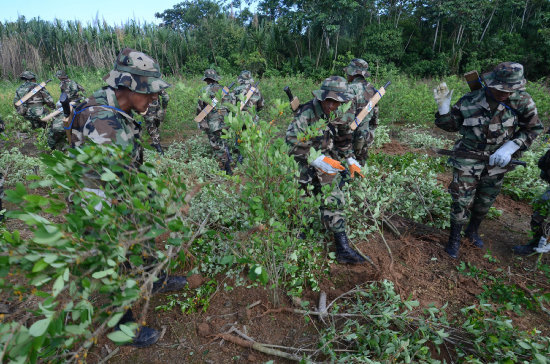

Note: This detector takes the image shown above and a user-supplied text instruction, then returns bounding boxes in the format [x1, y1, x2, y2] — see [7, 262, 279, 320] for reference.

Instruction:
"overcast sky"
[0, 0, 181, 26]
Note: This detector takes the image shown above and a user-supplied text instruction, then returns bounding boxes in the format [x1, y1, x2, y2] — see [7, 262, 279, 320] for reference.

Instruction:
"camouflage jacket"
[71, 87, 141, 165]
[348, 78, 379, 129]
[435, 88, 542, 174]
[196, 83, 236, 131]
[14, 81, 55, 107]
[286, 98, 355, 166]
[144, 89, 170, 120]
[234, 84, 264, 113]
[60, 78, 86, 103]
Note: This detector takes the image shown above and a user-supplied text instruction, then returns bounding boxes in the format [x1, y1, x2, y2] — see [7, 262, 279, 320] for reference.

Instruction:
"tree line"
[1, 0, 549, 80]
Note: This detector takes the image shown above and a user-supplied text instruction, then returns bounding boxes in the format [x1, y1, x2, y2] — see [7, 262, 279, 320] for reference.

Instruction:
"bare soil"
[3, 135, 550, 364]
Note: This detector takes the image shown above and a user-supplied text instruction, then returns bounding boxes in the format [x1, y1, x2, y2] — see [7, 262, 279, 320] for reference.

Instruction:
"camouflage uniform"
[70, 48, 170, 188]
[143, 89, 170, 147]
[435, 62, 542, 258]
[56, 70, 86, 103]
[344, 59, 379, 163]
[286, 76, 356, 234]
[196, 69, 236, 166]
[233, 70, 264, 120]
[13, 71, 55, 129]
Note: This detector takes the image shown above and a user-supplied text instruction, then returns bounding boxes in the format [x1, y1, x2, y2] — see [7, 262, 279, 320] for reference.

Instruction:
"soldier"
[344, 59, 380, 164]
[143, 89, 170, 155]
[0, 116, 4, 222]
[286, 76, 366, 264]
[196, 68, 236, 175]
[434, 62, 542, 259]
[234, 70, 264, 119]
[70, 48, 187, 347]
[55, 70, 86, 103]
[513, 146, 550, 255]
[13, 71, 55, 129]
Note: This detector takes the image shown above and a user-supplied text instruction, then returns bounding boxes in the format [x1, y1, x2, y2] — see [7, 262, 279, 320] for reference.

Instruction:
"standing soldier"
[344, 59, 380, 164]
[234, 70, 264, 120]
[56, 70, 86, 103]
[70, 48, 187, 347]
[196, 69, 236, 175]
[13, 71, 55, 129]
[433, 62, 542, 259]
[286, 76, 366, 264]
[143, 89, 170, 155]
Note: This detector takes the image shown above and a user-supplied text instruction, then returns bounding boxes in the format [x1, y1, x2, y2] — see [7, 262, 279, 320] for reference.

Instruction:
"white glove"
[311, 155, 345, 175]
[433, 82, 453, 115]
[535, 237, 550, 253]
[489, 141, 520, 167]
[56, 101, 62, 108]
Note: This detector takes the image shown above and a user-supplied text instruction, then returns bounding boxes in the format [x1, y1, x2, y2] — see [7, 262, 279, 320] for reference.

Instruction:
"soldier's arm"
[42, 89, 55, 109]
[435, 97, 464, 132]
[285, 111, 313, 164]
[160, 90, 170, 109]
[512, 93, 543, 150]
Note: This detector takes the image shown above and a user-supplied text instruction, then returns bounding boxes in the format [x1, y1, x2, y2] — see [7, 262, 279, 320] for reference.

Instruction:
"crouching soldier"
[433, 62, 542, 259]
[69, 48, 187, 347]
[286, 76, 367, 264]
[14, 71, 55, 130]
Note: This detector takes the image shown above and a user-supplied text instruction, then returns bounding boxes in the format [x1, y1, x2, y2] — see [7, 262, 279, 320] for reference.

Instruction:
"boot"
[445, 222, 463, 259]
[152, 274, 188, 294]
[236, 153, 244, 165]
[151, 143, 164, 155]
[464, 217, 484, 248]
[333, 232, 367, 264]
[117, 309, 160, 348]
[223, 160, 233, 175]
[512, 237, 539, 255]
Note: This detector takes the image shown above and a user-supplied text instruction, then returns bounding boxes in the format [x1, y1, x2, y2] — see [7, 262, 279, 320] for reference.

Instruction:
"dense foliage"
[2, 0, 550, 79]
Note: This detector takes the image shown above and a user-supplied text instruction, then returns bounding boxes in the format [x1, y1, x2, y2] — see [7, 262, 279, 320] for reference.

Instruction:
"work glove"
[311, 155, 346, 175]
[433, 82, 453, 115]
[489, 140, 520, 167]
[151, 143, 164, 155]
[535, 237, 550, 253]
[347, 157, 364, 178]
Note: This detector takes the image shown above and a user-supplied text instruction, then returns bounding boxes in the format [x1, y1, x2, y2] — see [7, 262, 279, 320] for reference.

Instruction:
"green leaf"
[32, 259, 49, 273]
[92, 268, 114, 279]
[52, 276, 64, 297]
[100, 168, 118, 182]
[106, 330, 133, 344]
[107, 312, 124, 328]
[118, 323, 136, 338]
[220, 255, 234, 265]
[29, 317, 52, 337]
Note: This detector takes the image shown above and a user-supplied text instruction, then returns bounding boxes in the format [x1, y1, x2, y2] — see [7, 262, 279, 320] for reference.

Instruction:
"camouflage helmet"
[312, 76, 352, 103]
[344, 58, 370, 78]
[103, 48, 170, 94]
[202, 68, 220, 82]
[238, 70, 253, 84]
[55, 70, 68, 79]
[20, 71, 37, 80]
[483, 62, 526, 92]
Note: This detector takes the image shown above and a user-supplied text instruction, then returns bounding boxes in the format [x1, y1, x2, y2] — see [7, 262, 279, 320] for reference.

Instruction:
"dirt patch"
[379, 139, 412, 155]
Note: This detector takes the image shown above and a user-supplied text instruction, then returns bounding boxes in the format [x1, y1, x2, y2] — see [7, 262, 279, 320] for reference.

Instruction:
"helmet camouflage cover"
[55, 70, 68, 79]
[238, 70, 253, 84]
[483, 62, 526, 92]
[344, 58, 370, 78]
[20, 71, 37, 80]
[202, 68, 221, 82]
[103, 47, 170, 94]
[312, 76, 352, 103]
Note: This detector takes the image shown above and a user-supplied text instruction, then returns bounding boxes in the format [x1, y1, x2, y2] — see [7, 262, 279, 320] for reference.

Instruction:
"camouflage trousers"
[352, 125, 375, 164]
[300, 165, 346, 234]
[25, 105, 48, 129]
[530, 188, 550, 238]
[206, 130, 231, 164]
[145, 118, 161, 145]
[47, 115, 66, 150]
[449, 166, 505, 225]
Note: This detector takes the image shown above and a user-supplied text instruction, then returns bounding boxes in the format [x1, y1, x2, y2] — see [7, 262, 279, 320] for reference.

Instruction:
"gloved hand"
[489, 140, 520, 167]
[311, 155, 346, 175]
[151, 143, 164, 155]
[347, 157, 364, 178]
[535, 237, 550, 253]
[433, 82, 453, 115]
